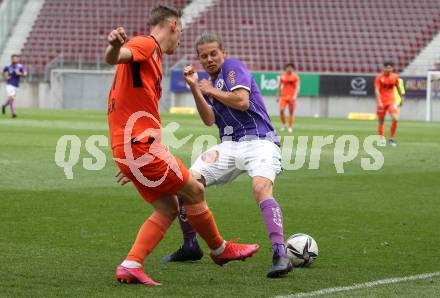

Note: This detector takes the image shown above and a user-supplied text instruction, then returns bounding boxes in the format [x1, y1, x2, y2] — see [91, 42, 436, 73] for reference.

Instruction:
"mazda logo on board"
[351, 77, 367, 91]
[350, 77, 367, 95]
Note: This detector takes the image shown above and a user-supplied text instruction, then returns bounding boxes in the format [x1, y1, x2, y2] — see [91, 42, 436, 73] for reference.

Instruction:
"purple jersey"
[205, 58, 279, 144]
[3, 64, 25, 87]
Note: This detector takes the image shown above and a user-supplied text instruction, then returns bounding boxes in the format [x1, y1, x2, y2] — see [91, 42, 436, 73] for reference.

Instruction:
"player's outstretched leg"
[253, 177, 292, 278]
[115, 196, 178, 286]
[260, 198, 293, 277]
[161, 196, 203, 263]
[178, 176, 260, 266]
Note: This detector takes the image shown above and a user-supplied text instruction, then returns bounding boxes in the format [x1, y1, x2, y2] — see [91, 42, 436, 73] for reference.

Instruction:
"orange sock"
[378, 123, 385, 137]
[289, 114, 294, 128]
[390, 120, 397, 139]
[126, 212, 172, 264]
[280, 111, 286, 126]
[184, 201, 224, 250]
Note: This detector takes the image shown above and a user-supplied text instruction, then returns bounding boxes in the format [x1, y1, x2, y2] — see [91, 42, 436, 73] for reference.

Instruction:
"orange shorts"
[376, 103, 398, 119]
[112, 140, 190, 202]
[279, 97, 296, 111]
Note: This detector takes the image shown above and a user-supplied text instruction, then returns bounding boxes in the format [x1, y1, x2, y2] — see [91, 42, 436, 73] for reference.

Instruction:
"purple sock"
[10, 101, 15, 115]
[3, 99, 10, 107]
[177, 196, 200, 251]
[259, 198, 287, 257]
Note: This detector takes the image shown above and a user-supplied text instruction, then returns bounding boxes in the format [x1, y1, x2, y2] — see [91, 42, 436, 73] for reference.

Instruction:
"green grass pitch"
[0, 109, 439, 297]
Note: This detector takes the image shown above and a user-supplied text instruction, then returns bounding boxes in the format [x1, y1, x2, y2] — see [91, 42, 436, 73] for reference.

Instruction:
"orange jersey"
[375, 72, 400, 105]
[279, 72, 300, 99]
[108, 35, 163, 148]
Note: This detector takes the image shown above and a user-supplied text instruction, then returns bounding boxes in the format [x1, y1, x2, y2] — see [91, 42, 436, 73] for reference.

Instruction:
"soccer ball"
[285, 233, 318, 267]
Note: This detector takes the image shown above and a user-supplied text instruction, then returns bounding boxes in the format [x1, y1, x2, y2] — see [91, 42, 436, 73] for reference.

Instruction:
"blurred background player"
[2, 55, 26, 118]
[276, 63, 300, 133]
[106, 6, 259, 286]
[375, 61, 404, 147]
[161, 33, 292, 278]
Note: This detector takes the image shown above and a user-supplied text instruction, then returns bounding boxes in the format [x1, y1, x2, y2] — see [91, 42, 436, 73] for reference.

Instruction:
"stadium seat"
[20, 0, 188, 74]
[20, 0, 440, 75]
[170, 0, 440, 73]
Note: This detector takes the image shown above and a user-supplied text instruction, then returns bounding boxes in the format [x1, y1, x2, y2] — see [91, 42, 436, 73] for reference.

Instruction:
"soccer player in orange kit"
[105, 5, 259, 286]
[375, 62, 404, 147]
[277, 63, 300, 133]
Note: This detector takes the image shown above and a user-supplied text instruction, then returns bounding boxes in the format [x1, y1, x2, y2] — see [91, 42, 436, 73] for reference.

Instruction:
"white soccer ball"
[286, 233, 318, 267]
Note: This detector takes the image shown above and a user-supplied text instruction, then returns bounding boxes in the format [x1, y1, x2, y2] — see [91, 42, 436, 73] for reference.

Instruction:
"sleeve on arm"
[223, 59, 251, 92]
[3, 66, 8, 73]
[123, 36, 156, 62]
[374, 76, 381, 90]
[278, 75, 284, 87]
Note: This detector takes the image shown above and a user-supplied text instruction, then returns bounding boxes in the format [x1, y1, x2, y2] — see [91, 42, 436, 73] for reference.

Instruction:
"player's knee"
[252, 179, 272, 200]
[185, 179, 206, 202]
[190, 170, 206, 186]
[191, 181, 205, 200]
[253, 184, 269, 197]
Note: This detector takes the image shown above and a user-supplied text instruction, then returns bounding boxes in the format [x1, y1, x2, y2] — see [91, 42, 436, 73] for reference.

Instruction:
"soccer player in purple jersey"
[162, 32, 292, 278]
[2, 55, 26, 118]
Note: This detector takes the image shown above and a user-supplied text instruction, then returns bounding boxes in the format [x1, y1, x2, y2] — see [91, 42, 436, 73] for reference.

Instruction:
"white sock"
[121, 260, 142, 268]
[210, 241, 226, 256]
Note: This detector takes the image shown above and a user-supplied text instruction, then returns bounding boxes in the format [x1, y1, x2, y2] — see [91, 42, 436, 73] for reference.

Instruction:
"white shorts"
[191, 140, 282, 186]
[6, 84, 17, 97]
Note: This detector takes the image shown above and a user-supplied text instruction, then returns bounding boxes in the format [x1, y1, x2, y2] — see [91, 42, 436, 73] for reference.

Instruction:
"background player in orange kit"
[105, 5, 259, 286]
[277, 63, 300, 133]
[375, 61, 404, 147]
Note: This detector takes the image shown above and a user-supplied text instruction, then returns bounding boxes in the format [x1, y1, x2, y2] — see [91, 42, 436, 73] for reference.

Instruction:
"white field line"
[274, 271, 440, 298]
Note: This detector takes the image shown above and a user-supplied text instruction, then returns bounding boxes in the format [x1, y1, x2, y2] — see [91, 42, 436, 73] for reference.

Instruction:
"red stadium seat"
[21, 0, 188, 74]
[20, 0, 440, 74]
[170, 0, 440, 73]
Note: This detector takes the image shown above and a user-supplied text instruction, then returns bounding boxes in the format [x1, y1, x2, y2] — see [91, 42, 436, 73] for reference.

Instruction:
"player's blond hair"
[149, 5, 182, 27]
[195, 32, 224, 54]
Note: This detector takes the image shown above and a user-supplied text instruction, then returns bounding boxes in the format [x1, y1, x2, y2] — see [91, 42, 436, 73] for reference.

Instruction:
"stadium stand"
[172, 0, 440, 73]
[20, 0, 440, 75]
[20, 0, 188, 74]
